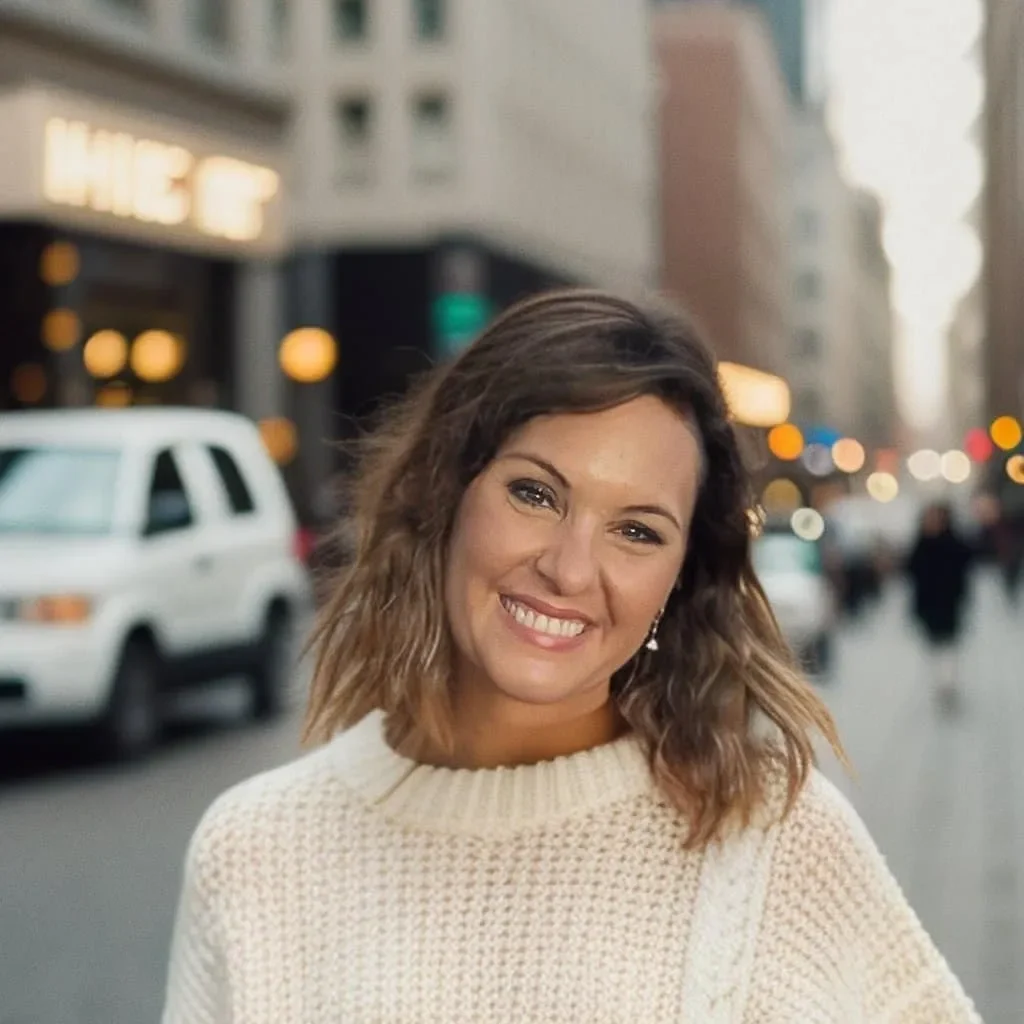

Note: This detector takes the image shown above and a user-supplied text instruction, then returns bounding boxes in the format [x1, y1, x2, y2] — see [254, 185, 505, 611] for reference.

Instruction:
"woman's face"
[444, 396, 703, 714]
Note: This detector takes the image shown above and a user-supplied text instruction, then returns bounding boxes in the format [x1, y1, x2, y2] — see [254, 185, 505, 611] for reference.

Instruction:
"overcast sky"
[825, 0, 984, 437]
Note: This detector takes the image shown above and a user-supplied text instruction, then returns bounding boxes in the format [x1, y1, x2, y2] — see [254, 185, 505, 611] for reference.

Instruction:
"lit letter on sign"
[42, 118, 277, 244]
[131, 140, 193, 225]
[193, 157, 279, 242]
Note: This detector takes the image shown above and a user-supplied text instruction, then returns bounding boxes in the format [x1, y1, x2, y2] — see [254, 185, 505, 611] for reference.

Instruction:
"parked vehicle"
[826, 495, 919, 615]
[753, 527, 838, 677]
[0, 408, 312, 758]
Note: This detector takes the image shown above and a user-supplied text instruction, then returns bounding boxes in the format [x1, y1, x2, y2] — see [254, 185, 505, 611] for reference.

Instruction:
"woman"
[164, 291, 978, 1022]
[906, 502, 975, 710]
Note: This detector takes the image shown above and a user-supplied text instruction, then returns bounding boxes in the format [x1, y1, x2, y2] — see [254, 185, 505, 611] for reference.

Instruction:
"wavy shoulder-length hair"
[305, 288, 844, 846]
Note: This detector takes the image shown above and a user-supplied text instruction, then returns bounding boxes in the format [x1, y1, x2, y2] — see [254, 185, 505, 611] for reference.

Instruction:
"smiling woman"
[163, 290, 980, 1023]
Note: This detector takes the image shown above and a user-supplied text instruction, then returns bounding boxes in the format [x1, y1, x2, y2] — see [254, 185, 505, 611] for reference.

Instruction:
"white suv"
[0, 407, 313, 757]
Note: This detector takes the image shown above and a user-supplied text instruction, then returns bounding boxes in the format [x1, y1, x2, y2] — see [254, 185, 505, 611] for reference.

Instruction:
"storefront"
[0, 86, 288, 415]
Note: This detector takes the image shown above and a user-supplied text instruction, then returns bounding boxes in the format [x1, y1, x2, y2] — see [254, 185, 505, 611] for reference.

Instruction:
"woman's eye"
[619, 522, 664, 546]
[509, 480, 557, 509]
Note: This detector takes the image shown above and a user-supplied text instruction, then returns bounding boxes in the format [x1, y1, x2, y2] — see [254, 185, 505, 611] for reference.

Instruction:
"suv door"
[138, 446, 222, 655]
[196, 441, 276, 646]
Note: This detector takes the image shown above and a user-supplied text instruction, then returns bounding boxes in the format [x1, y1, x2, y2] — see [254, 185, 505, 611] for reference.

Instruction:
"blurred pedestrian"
[906, 502, 975, 710]
[163, 290, 979, 1022]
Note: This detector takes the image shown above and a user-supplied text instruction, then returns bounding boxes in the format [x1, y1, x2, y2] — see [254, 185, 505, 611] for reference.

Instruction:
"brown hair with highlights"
[305, 288, 845, 847]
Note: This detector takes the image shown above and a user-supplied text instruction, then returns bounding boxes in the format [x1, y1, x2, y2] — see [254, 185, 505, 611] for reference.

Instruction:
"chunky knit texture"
[163, 711, 980, 1023]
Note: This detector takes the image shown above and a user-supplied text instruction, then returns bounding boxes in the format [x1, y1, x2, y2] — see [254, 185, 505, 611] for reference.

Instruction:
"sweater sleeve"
[746, 772, 981, 1023]
[162, 813, 231, 1024]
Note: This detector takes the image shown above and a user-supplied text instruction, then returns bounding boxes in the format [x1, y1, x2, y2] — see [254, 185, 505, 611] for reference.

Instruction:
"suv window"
[145, 450, 195, 536]
[0, 447, 120, 535]
[207, 445, 257, 515]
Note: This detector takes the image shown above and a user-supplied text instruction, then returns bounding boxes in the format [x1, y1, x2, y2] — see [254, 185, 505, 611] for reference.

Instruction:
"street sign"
[432, 292, 492, 358]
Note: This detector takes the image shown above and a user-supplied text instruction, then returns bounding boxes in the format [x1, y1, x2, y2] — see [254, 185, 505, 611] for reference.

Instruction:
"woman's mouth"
[499, 595, 588, 639]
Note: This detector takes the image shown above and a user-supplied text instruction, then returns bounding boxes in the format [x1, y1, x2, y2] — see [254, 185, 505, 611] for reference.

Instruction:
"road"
[1, 572, 1021, 1024]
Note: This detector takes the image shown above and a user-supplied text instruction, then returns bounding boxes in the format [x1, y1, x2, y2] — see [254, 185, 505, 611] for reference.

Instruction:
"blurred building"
[0, 0, 291, 420]
[654, 0, 824, 104]
[0, 0, 658, 501]
[982, 0, 1024, 426]
[286, 0, 657, 429]
[850, 190, 899, 450]
[746, 0, 806, 102]
[947, 284, 986, 451]
[788, 108, 897, 449]
[654, 1, 790, 376]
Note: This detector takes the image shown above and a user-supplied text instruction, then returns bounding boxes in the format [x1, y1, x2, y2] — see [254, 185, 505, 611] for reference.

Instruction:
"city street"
[1, 572, 1021, 1024]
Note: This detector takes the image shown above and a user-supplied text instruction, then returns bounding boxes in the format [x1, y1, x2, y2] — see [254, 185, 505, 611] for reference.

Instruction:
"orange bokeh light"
[991, 416, 1023, 452]
[767, 423, 804, 462]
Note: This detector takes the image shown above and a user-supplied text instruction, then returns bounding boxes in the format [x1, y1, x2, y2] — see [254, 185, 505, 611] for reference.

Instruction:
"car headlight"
[17, 595, 94, 625]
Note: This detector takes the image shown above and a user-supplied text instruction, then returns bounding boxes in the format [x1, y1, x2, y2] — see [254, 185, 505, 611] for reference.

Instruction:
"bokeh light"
[83, 330, 128, 378]
[767, 423, 804, 462]
[866, 471, 899, 503]
[762, 477, 803, 514]
[940, 450, 971, 484]
[279, 328, 338, 383]
[11, 363, 47, 405]
[832, 438, 866, 474]
[964, 427, 994, 463]
[990, 416, 1023, 451]
[791, 507, 826, 541]
[875, 448, 901, 475]
[131, 330, 185, 383]
[1007, 455, 1024, 485]
[259, 417, 299, 464]
[802, 442, 834, 477]
[907, 449, 942, 482]
[41, 309, 82, 351]
[39, 241, 80, 287]
[95, 383, 132, 407]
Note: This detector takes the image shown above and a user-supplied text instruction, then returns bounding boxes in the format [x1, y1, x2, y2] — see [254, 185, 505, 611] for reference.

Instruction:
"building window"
[795, 209, 819, 242]
[189, 0, 230, 48]
[96, 0, 148, 17]
[795, 270, 821, 301]
[269, 0, 289, 57]
[794, 328, 821, 358]
[413, 0, 446, 41]
[411, 93, 454, 182]
[334, 0, 368, 42]
[336, 97, 374, 186]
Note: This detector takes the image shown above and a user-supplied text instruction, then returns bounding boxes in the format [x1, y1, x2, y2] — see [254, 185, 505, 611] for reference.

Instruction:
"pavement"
[817, 570, 1024, 1024]
[0, 572, 1021, 1024]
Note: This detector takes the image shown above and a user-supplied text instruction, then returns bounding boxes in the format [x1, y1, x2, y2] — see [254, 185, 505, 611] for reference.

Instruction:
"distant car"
[753, 528, 837, 677]
[0, 408, 313, 758]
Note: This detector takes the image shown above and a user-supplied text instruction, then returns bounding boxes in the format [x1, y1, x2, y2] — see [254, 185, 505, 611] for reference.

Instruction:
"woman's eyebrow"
[500, 452, 571, 489]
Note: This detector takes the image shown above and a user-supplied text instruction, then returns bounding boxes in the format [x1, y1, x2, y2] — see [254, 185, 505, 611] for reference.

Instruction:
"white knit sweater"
[163, 711, 980, 1023]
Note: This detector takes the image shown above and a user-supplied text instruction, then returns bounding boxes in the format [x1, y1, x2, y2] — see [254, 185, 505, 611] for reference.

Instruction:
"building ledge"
[0, 0, 290, 123]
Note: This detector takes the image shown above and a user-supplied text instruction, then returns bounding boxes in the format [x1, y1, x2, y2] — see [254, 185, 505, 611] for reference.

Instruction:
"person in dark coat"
[906, 502, 975, 708]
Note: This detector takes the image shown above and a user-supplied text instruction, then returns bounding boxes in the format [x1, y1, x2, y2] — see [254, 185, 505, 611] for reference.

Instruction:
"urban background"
[1, 0, 1022, 1021]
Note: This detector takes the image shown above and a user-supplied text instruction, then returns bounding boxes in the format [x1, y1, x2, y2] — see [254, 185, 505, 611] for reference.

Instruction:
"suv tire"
[249, 606, 293, 721]
[98, 637, 162, 759]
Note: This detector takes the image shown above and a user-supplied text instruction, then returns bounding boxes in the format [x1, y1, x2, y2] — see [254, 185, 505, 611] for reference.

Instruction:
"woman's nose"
[534, 520, 600, 595]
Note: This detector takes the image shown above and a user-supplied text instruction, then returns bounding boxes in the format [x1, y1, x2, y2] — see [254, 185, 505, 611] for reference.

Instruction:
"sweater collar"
[328, 710, 656, 835]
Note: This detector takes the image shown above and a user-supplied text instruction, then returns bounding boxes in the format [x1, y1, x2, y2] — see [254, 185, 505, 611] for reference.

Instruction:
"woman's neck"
[418, 687, 628, 770]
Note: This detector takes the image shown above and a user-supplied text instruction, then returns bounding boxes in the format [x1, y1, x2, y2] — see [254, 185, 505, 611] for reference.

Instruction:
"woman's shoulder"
[782, 768, 870, 838]
[765, 768, 893, 899]
[184, 741, 352, 874]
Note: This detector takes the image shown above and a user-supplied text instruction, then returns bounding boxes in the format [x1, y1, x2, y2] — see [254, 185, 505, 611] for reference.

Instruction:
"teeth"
[501, 598, 586, 638]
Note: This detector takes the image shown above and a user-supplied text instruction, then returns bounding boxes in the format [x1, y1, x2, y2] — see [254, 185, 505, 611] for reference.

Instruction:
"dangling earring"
[645, 608, 664, 652]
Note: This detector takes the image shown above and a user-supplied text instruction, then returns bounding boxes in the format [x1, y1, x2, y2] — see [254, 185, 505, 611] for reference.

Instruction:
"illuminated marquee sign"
[42, 117, 280, 244]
